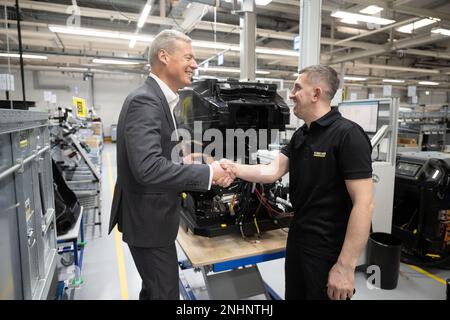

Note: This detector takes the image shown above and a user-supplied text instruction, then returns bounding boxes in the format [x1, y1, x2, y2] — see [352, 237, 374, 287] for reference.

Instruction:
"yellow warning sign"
[73, 97, 87, 118]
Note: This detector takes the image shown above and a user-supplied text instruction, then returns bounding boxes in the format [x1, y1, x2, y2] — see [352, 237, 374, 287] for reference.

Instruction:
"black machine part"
[393, 151, 450, 262]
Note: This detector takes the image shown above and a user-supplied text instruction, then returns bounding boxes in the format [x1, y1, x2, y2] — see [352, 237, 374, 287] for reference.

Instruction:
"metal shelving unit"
[398, 105, 450, 152]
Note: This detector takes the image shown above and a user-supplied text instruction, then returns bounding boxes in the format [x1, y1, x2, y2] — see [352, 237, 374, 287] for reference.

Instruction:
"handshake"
[212, 159, 239, 188]
[182, 153, 240, 188]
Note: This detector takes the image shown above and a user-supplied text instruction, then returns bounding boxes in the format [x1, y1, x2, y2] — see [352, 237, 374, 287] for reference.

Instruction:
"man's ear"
[158, 49, 169, 65]
[312, 87, 322, 102]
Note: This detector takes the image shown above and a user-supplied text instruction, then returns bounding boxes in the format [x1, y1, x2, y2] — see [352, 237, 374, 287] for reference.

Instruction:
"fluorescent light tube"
[397, 18, 440, 34]
[255, 0, 272, 5]
[418, 81, 439, 85]
[331, 11, 395, 25]
[137, 3, 152, 28]
[49, 25, 154, 42]
[198, 66, 269, 75]
[359, 5, 383, 15]
[49, 25, 119, 38]
[344, 76, 367, 81]
[92, 58, 140, 65]
[0, 53, 48, 60]
[431, 28, 450, 36]
[255, 48, 298, 57]
[382, 79, 405, 83]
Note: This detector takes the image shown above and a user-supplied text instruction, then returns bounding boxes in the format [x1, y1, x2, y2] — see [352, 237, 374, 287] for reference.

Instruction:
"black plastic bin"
[366, 232, 402, 290]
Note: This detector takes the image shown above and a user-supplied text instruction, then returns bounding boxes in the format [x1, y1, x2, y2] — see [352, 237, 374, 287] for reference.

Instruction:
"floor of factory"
[59, 143, 450, 300]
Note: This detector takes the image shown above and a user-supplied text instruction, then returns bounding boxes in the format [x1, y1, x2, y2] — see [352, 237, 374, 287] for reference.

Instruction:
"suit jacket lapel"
[145, 76, 175, 133]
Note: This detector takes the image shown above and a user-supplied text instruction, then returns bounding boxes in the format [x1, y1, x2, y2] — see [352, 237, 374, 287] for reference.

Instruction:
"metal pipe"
[0, 145, 49, 181]
[370, 125, 389, 149]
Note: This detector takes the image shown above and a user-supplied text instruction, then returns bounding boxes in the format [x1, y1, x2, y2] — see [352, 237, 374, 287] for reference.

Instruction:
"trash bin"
[366, 232, 402, 290]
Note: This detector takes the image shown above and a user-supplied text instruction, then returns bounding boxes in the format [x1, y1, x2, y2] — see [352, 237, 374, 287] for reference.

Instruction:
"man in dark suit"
[108, 30, 233, 300]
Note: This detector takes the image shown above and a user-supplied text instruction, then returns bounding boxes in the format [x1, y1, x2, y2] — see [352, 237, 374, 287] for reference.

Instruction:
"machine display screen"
[338, 101, 379, 133]
[396, 162, 421, 177]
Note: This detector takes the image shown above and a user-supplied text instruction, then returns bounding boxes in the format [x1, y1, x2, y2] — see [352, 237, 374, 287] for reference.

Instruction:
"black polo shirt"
[281, 107, 372, 258]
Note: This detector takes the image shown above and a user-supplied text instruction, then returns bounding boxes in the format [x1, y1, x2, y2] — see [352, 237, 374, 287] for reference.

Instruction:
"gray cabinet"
[0, 110, 57, 300]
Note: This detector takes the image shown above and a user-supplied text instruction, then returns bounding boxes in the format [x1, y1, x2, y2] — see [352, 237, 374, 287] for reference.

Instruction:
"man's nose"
[191, 59, 198, 69]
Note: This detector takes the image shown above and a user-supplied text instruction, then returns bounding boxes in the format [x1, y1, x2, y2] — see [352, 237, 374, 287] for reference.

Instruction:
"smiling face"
[289, 73, 315, 120]
[161, 40, 198, 91]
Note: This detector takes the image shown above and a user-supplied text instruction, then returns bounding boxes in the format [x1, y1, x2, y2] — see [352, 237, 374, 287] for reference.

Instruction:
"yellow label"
[313, 151, 326, 158]
[19, 139, 28, 148]
[220, 224, 227, 228]
[73, 97, 87, 118]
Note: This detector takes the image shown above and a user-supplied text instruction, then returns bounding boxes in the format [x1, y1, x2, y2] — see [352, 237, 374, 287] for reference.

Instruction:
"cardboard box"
[92, 122, 103, 136]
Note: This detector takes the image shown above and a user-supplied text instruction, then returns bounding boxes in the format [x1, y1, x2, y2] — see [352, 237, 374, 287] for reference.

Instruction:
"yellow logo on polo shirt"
[313, 151, 327, 158]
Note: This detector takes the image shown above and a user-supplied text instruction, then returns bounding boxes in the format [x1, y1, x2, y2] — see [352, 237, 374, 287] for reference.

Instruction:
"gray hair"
[299, 65, 339, 101]
[149, 29, 192, 67]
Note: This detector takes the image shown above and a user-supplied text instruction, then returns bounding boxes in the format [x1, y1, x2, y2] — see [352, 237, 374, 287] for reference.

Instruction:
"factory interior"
[1, 0, 450, 302]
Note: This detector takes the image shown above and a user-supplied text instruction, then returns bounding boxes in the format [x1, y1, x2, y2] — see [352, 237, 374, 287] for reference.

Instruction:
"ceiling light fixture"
[0, 53, 48, 60]
[137, 1, 152, 29]
[382, 79, 405, 83]
[92, 58, 140, 65]
[48, 25, 154, 42]
[431, 28, 450, 36]
[129, 39, 137, 49]
[359, 5, 384, 15]
[198, 66, 270, 75]
[418, 81, 439, 85]
[331, 11, 395, 25]
[255, 0, 273, 5]
[397, 18, 440, 34]
[344, 76, 367, 81]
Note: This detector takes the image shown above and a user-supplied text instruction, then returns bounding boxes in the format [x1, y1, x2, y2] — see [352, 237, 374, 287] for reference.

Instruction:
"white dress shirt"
[149, 73, 213, 190]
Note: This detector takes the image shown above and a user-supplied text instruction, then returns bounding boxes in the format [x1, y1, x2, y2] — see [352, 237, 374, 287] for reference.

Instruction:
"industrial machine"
[175, 79, 292, 238]
[393, 151, 450, 264]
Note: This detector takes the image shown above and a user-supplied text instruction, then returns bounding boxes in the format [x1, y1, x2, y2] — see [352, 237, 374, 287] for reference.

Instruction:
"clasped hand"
[211, 159, 238, 188]
[183, 154, 238, 188]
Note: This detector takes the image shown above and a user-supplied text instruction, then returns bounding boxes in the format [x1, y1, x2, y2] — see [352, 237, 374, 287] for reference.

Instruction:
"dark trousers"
[285, 237, 337, 300]
[128, 243, 179, 300]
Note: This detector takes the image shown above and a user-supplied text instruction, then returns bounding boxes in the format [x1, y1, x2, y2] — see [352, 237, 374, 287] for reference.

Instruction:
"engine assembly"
[175, 79, 293, 238]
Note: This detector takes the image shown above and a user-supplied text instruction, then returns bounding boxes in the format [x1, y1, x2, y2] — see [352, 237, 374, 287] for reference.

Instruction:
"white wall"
[1, 69, 145, 136]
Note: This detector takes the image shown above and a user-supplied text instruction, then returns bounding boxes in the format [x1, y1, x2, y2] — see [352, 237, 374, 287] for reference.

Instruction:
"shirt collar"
[313, 107, 341, 127]
[149, 73, 179, 106]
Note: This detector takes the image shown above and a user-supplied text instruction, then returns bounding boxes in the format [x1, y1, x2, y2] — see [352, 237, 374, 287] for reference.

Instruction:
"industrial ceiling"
[0, 0, 449, 90]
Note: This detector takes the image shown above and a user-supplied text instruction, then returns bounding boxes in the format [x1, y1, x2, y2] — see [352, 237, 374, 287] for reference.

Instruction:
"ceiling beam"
[328, 33, 448, 64]
[337, 0, 450, 21]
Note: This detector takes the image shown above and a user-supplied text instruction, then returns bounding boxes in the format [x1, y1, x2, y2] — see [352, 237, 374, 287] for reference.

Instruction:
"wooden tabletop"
[176, 226, 288, 267]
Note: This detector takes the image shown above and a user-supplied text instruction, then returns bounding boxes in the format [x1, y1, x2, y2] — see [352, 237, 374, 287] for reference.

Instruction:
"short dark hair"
[299, 65, 339, 101]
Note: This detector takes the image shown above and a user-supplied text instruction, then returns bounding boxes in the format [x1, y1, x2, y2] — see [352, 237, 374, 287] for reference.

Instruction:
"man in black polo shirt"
[221, 65, 374, 300]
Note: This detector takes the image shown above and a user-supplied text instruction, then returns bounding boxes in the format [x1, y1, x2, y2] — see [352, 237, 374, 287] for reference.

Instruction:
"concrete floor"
[64, 143, 449, 300]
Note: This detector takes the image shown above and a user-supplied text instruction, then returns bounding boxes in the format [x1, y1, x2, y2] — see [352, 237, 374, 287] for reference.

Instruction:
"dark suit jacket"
[108, 76, 210, 248]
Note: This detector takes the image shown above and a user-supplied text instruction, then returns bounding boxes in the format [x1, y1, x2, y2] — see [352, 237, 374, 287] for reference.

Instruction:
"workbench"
[176, 226, 288, 300]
